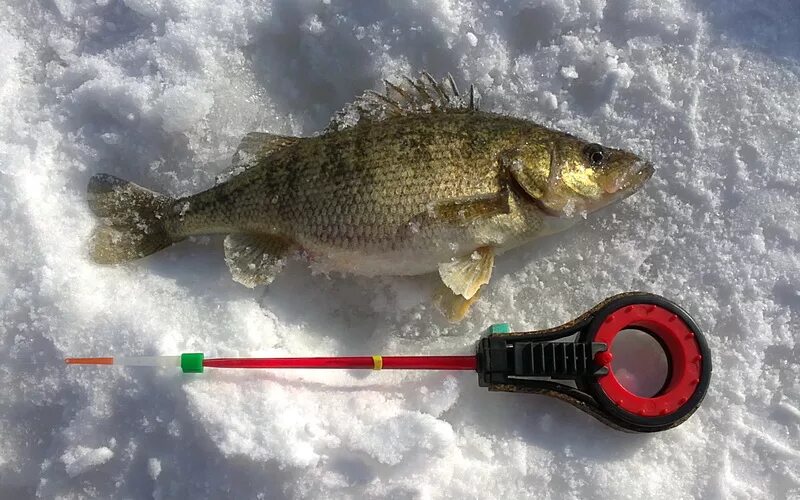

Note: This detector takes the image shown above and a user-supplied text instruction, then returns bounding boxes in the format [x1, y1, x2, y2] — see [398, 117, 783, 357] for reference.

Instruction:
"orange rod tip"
[65, 357, 114, 365]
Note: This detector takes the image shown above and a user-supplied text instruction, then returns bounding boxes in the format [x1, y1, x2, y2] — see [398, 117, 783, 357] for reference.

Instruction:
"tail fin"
[87, 174, 175, 264]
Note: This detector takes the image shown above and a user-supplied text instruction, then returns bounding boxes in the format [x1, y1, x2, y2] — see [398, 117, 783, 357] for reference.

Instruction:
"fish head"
[509, 135, 654, 217]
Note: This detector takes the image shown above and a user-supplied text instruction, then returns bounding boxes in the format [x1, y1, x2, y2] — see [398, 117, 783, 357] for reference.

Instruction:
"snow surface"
[1, 0, 799, 498]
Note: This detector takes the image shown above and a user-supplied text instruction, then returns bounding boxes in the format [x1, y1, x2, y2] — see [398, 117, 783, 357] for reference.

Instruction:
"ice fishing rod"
[66, 292, 711, 432]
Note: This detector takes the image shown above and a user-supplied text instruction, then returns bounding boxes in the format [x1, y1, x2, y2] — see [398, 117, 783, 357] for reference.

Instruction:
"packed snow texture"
[1, 0, 799, 498]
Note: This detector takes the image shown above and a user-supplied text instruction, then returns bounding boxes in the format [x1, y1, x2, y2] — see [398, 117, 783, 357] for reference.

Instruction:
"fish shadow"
[255, 261, 475, 352]
[140, 237, 466, 353]
[244, 0, 464, 134]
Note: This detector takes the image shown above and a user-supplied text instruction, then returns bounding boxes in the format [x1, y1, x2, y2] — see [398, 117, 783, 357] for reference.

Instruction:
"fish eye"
[584, 143, 607, 167]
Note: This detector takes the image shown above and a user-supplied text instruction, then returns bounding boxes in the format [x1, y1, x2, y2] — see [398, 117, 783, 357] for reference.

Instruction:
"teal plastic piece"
[181, 353, 204, 373]
[488, 323, 511, 334]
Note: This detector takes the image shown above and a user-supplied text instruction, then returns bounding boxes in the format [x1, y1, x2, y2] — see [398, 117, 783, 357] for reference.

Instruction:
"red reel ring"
[582, 294, 712, 432]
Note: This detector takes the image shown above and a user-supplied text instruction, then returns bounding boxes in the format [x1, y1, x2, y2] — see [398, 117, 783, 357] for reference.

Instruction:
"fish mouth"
[628, 160, 655, 191]
[605, 160, 655, 196]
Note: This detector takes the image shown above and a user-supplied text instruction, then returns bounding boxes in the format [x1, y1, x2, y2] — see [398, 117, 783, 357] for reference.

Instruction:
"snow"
[1, 0, 799, 498]
[61, 445, 114, 478]
[147, 457, 161, 480]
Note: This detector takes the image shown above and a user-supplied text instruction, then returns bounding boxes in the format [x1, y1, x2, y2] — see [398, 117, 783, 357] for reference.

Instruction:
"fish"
[87, 72, 654, 321]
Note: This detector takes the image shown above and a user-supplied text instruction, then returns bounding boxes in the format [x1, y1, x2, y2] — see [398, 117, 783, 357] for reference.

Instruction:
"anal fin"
[224, 233, 293, 288]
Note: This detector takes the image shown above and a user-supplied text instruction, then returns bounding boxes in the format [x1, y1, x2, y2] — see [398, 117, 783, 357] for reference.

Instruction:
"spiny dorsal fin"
[216, 133, 301, 185]
[325, 71, 481, 132]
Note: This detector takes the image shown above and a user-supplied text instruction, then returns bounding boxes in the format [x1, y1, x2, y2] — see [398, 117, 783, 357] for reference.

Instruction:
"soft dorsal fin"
[325, 71, 481, 132]
[234, 132, 300, 164]
[216, 132, 301, 185]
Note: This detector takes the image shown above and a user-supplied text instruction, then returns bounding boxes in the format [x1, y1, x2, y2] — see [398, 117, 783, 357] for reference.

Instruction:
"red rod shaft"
[381, 356, 477, 370]
[203, 355, 477, 371]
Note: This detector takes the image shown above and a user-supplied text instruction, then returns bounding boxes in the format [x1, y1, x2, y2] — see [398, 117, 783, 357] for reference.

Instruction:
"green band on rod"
[181, 353, 204, 373]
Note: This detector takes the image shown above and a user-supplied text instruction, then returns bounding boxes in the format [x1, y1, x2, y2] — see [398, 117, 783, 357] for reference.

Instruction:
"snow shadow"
[693, 0, 800, 62]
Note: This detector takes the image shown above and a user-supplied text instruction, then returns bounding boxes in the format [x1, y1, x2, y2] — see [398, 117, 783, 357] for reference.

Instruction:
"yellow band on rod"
[372, 355, 383, 370]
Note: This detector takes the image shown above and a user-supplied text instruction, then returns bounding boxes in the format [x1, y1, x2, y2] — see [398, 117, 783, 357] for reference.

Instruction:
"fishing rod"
[66, 292, 712, 432]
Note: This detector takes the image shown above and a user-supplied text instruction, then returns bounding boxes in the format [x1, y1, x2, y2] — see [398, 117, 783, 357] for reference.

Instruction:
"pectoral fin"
[401, 190, 510, 240]
[430, 189, 510, 225]
[438, 246, 495, 300]
[223, 233, 293, 288]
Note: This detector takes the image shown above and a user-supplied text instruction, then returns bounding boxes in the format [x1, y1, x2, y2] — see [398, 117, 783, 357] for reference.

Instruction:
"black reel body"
[475, 292, 712, 432]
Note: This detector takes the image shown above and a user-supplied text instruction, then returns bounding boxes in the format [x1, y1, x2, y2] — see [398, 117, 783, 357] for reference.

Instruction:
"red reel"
[581, 294, 711, 431]
[477, 292, 712, 432]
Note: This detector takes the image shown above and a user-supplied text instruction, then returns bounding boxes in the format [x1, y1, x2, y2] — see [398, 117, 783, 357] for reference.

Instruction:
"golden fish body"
[174, 112, 550, 276]
[87, 73, 653, 320]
